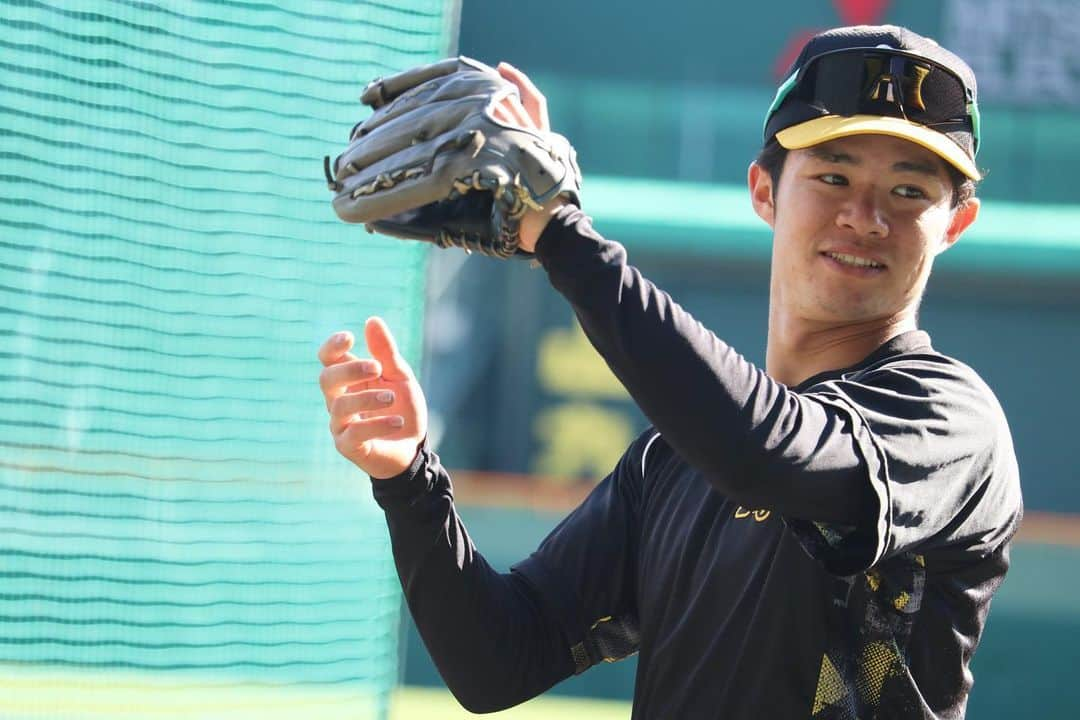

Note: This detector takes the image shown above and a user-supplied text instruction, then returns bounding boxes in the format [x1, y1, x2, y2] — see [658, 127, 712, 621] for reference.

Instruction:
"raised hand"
[318, 317, 428, 479]
[491, 62, 570, 253]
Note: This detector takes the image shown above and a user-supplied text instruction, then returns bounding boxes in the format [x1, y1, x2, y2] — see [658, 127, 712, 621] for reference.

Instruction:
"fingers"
[319, 356, 382, 410]
[493, 95, 535, 129]
[334, 414, 408, 454]
[318, 331, 355, 368]
[496, 62, 549, 131]
[364, 317, 414, 382]
[328, 388, 396, 434]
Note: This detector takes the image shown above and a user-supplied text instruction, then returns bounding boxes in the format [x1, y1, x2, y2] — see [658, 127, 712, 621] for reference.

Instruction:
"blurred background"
[0, 0, 1077, 718]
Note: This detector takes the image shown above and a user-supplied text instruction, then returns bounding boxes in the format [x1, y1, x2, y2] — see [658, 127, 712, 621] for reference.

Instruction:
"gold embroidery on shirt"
[734, 506, 771, 522]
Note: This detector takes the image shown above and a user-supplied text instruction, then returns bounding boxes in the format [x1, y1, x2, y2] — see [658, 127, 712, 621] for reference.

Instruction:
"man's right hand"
[318, 317, 428, 479]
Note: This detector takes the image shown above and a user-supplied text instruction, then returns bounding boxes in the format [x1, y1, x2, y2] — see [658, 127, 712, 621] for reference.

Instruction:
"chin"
[812, 298, 892, 324]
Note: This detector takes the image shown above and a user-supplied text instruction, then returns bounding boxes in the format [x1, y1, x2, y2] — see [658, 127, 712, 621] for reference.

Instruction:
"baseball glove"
[324, 57, 582, 258]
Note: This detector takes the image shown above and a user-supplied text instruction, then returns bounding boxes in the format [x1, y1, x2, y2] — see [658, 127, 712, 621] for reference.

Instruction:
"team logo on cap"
[863, 56, 931, 111]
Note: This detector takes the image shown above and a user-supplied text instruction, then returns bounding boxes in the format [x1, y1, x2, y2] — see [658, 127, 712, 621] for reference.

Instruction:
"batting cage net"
[0, 1, 457, 717]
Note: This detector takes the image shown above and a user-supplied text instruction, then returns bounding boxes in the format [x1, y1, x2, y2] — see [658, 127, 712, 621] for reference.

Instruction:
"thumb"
[364, 317, 414, 381]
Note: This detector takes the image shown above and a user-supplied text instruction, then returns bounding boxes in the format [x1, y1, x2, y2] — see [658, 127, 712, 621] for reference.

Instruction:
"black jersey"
[372, 207, 1022, 718]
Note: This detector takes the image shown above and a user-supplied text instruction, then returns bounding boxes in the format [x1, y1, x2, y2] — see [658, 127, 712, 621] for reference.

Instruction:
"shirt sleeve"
[371, 442, 574, 713]
[513, 429, 654, 674]
[788, 359, 1023, 574]
[534, 207, 1021, 575]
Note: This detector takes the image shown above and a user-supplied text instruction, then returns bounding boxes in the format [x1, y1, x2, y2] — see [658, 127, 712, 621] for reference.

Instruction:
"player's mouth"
[820, 251, 886, 276]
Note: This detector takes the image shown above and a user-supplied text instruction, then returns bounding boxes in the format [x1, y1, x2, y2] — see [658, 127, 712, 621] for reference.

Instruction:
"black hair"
[754, 139, 977, 208]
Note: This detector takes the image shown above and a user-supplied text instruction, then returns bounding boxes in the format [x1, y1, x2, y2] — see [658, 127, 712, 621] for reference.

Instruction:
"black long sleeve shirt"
[372, 207, 1022, 718]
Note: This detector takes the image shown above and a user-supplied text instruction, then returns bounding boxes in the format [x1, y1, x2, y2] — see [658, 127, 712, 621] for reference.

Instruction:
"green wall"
[459, 1, 1080, 203]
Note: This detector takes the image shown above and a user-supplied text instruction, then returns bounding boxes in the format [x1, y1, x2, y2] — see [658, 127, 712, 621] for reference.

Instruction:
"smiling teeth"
[827, 252, 882, 268]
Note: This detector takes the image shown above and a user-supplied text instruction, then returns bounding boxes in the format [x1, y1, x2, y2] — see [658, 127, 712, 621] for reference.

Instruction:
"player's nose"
[836, 189, 889, 238]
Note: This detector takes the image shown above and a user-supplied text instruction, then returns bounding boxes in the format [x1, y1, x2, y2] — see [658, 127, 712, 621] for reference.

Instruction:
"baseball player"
[318, 25, 1022, 718]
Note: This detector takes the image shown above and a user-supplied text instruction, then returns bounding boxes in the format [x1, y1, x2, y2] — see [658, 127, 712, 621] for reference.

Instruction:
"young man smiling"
[751, 133, 980, 386]
[319, 25, 1022, 719]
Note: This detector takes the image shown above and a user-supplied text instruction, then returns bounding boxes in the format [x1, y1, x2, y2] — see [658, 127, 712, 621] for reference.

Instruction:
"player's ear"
[936, 197, 980, 255]
[748, 162, 776, 228]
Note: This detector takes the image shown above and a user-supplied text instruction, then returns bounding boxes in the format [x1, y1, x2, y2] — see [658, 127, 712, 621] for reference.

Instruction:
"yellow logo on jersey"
[734, 506, 771, 522]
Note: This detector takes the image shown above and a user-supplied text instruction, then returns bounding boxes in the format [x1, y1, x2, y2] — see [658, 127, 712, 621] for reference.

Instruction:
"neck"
[766, 306, 916, 387]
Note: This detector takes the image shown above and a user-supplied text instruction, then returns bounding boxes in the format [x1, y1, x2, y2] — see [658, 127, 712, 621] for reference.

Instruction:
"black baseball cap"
[763, 25, 981, 180]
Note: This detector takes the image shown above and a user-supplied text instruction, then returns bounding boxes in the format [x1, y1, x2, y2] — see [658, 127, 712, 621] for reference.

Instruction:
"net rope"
[0, 1, 455, 717]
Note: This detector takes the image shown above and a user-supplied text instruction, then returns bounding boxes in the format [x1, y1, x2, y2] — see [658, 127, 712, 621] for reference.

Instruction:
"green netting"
[0, 0, 456, 717]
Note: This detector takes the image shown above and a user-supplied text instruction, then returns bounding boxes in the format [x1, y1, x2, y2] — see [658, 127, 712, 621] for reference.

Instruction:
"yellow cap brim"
[775, 115, 981, 181]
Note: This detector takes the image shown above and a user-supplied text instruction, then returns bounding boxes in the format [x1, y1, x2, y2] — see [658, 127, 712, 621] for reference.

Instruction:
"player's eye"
[893, 185, 927, 199]
[817, 173, 848, 186]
